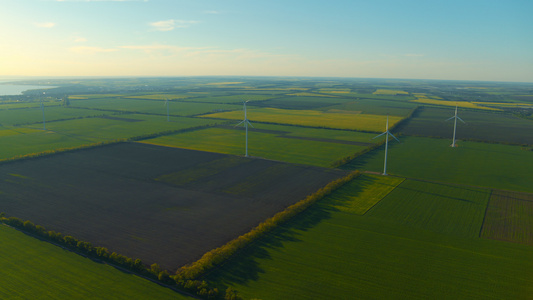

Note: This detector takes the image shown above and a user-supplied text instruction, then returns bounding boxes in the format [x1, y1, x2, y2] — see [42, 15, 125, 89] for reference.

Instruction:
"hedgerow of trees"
[0, 170, 360, 299]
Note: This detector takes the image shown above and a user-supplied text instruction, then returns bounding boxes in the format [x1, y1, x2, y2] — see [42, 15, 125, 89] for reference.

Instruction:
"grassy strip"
[175, 170, 361, 281]
[0, 139, 127, 164]
[0, 215, 220, 299]
[0, 124, 216, 165]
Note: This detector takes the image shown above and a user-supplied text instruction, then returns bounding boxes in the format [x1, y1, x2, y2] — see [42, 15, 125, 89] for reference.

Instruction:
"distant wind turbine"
[235, 100, 253, 157]
[41, 92, 46, 130]
[445, 105, 466, 147]
[372, 115, 400, 175]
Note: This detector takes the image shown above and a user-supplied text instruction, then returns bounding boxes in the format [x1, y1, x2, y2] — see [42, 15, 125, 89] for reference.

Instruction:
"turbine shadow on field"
[205, 176, 371, 289]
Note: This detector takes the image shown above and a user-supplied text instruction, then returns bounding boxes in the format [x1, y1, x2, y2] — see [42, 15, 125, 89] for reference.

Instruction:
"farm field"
[0, 106, 105, 126]
[201, 107, 403, 131]
[342, 136, 533, 193]
[327, 174, 404, 214]
[397, 106, 533, 145]
[249, 95, 351, 110]
[181, 94, 275, 103]
[0, 225, 191, 299]
[319, 98, 418, 117]
[481, 190, 533, 245]
[367, 179, 490, 238]
[0, 115, 215, 161]
[0, 142, 347, 271]
[1, 77, 532, 298]
[206, 176, 533, 299]
[140, 124, 378, 167]
[69, 97, 243, 116]
[410, 97, 500, 111]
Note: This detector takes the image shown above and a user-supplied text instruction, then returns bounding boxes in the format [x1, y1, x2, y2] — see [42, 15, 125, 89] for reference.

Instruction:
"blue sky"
[1, 0, 532, 81]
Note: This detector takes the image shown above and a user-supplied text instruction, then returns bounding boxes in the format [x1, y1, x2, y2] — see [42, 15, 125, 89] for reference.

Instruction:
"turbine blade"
[235, 120, 245, 127]
[457, 116, 466, 124]
[247, 120, 254, 128]
[372, 131, 387, 140]
[445, 116, 455, 121]
[389, 132, 400, 143]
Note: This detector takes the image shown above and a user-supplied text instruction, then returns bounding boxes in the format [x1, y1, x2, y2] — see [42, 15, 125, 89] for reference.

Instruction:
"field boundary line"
[0, 224, 200, 299]
[362, 176, 406, 216]
[478, 189, 494, 238]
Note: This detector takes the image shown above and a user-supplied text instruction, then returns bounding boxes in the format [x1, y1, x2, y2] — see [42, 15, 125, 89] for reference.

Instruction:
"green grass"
[367, 179, 491, 238]
[141, 127, 369, 167]
[205, 176, 533, 300]
[0, 107, 105, 126]
[0, 225, 192, 299]
[481, 190, 533, 245]
[327, 174, 404, 214]
[26, 115, 216, 140]
[343, 136, 533, 193]
[0, 116, 215, 161]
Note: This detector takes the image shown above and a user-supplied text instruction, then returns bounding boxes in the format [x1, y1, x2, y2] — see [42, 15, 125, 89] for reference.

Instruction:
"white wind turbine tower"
[445, 105, 466, 147]
[372, 115, 400, 175]
[235, 100, 253, 157]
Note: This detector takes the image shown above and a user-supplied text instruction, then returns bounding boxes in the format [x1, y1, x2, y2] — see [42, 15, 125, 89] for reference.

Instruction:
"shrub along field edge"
[175, 170, 361, 281]
[0, 169, 360, 300]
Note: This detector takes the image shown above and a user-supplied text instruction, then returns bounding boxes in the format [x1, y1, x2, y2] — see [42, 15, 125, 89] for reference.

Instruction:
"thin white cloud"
[204, 10, 221, 14]
[149, 19, 199, 31]
[35, 22, 56, 28]
[74, 37, 88, 43]
[69, 46, 117, 54]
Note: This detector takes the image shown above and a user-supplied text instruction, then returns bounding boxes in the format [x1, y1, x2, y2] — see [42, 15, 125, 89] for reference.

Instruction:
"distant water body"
[0, 82, 57, 96]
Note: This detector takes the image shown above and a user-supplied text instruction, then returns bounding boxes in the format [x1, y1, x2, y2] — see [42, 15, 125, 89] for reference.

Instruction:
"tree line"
[0, 170, 360, 299]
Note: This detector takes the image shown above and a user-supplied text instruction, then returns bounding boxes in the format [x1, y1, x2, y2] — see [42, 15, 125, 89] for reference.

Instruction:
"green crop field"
[0, 225, 191, 299]
[205, 176, 533, 300]
[0, 115, 215, 161]
[69, 97, 243, 116]
[250, 95, 351, 110]
[481, 190, 533, 245]
[319, 98, 418, 117]
[397, 106, 533, 145]
[182, 94, 275, 103]
[201, 107, 403, 131]
[327, 174, 404, 214]
[140, 125, 375, 167]
[367, 179, 491, 238]
[0, 106, 105, 126]
[343, 136, 533, 193]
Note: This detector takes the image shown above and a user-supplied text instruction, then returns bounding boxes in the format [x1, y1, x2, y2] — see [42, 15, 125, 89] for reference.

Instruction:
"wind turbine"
[445, 105, 465, 147]
[164, 98, 170, 122]
[41, 92, 46, 130]
[372, 115, 400, 175]
[235, 100, 253, 157]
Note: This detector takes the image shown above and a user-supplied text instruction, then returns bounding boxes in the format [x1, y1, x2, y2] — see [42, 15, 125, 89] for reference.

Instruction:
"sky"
[1, 0, 532, 82]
